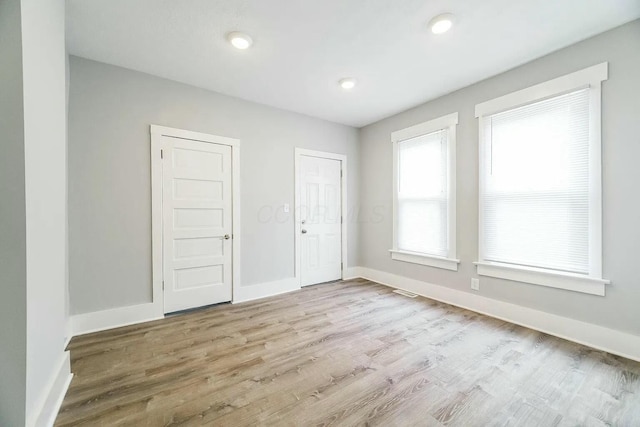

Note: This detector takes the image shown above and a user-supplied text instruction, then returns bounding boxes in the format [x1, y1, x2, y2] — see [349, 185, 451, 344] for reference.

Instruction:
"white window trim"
[475, 62, 609, 295]
[474, 262, 609, 296]
[390, 112, 459, 271]
[390, 250, 460, 271]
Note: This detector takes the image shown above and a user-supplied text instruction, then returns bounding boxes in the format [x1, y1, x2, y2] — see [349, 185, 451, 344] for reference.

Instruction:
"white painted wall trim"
[343, 267, 363, 280]
[294, 148, 348, 287]
[391, 113, 458, 269]
[71, 303, 163, 336]
[391, 112, 458, 143]
[150, 124, 241, 310]
[350, 266, 640, 362]
[390, 250, 459, 271]
[70, 276, 301, 336]
[150, 124, 239, 147]
[474, 62, 608, 117]
[475, 63, 608, 293]
[150, 129, 165, 318]
[232, 277, 300, 304]
[475, 261, 607, 296]
[64, 317, 72, 350]
[28, 352, 72, 427]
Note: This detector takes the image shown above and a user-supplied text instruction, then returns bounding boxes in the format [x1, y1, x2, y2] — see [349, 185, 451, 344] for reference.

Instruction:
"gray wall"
[68, 56, 359, 314]
[0, 0, 27, 425]
[359, 20, 640, 336]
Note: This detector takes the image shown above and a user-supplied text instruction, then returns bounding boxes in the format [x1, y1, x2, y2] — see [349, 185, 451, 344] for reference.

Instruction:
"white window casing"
[390, 112, 459, 271]
[475, 62, 610, 296]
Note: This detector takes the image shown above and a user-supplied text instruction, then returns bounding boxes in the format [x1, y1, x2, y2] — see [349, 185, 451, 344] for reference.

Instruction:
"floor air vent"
[393, 289, 418, 298]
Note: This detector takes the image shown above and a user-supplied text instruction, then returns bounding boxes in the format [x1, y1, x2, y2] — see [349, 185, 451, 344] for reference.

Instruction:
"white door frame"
[151, 125, 241, 311]
[294, 148, 348, 287]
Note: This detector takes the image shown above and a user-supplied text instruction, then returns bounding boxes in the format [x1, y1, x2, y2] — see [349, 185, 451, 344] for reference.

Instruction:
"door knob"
[224, 234, 231, 240]
[301, 229, 307, 234]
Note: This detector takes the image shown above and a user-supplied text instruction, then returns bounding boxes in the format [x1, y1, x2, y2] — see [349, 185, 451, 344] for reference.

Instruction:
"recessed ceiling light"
[339, 78, 356, 90]
[227, 31, 253, 50]
[429, 13, 455, 34]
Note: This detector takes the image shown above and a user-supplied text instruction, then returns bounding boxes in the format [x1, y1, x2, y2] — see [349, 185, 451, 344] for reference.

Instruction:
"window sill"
[474, 261, 609, 296]
[390, 250, 459, 271]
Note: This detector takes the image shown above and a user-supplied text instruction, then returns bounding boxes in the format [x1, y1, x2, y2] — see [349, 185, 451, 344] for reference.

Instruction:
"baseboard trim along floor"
[30, 351, 73, 427]
[71, 302, 163, 337]
[69, 267, 640, 363]
[351, 266, 640, 362]
[70, 277, 301, 337]
[232, 277, 300, 304]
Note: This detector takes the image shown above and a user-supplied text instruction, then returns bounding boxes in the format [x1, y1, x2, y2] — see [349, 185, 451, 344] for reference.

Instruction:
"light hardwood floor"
[56, 279, 640, 426]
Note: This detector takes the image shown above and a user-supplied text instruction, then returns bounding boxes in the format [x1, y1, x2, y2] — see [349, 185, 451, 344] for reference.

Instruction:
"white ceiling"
[66, 0, 640, 128]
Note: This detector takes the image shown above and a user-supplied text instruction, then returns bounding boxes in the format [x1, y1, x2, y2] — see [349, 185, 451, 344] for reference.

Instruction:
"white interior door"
[299, 155, 342, 286]
[162, 136, 232, 313]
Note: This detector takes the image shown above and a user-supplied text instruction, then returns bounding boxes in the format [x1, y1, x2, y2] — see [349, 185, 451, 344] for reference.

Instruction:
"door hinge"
[160, 149, 164, 159]
[341, 216, 343, 224]
[162, 280, 165, 290]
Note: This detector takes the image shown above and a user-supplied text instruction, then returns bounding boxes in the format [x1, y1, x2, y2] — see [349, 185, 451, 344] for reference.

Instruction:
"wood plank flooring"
[56, 279, 640, 426]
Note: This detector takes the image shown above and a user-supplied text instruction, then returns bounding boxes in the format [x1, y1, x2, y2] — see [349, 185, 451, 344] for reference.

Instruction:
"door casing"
[151, 125, 241, 311]
[294, 148, 348, 287]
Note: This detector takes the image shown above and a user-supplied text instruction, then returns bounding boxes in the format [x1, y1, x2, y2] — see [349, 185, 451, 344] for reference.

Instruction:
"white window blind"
[397, 129, 449, 257]
[480, 88, 591, 274]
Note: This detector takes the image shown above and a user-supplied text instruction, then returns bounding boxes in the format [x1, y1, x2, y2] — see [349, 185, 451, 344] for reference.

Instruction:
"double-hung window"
[390, 113, 459, 271]
[475, 63, 610, 295]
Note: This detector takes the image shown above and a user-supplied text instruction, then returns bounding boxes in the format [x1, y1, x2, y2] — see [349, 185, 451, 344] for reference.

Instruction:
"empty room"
[2, 0, 640, 426]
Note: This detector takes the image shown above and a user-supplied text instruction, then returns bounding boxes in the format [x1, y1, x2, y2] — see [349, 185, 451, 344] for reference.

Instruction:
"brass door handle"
[224, 234, 231, 240]
[301, 229, 307, 234]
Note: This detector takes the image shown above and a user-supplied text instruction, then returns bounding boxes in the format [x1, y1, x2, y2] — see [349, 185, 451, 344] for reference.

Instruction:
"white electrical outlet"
[471, 278, 480, 291]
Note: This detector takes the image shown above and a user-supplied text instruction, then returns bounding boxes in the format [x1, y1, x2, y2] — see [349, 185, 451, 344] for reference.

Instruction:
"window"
[475, 63, 610, 295]
[390, 113, 459, 271]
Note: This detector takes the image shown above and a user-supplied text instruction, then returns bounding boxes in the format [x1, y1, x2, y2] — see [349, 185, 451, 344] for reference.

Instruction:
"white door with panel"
[162, 137, 232, 313]
[299, 155, 342, 286]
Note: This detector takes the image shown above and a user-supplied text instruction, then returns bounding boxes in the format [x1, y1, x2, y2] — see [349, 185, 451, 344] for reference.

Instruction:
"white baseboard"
[64, 316, 72, 350]
[354, 266, 640, 362]
[70, 277, 302, 336]
[71, 302, 163, 337]
[342, 267, 362, 280]
[233, 277, 300, 304]
[69, 269, 640, 362]
[29, 351, 73, 427]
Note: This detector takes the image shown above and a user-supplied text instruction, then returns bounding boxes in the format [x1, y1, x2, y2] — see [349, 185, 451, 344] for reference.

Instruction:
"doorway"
[151, 125, 240, 314]
[295, 148, 347, 287]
